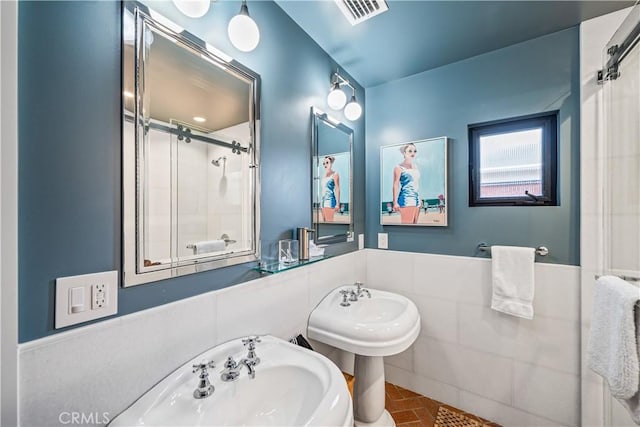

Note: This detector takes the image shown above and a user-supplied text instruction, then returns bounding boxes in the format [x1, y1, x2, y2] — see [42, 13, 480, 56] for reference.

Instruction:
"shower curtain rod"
[598, 5, 640, 83]
[124, 114, 249, 154]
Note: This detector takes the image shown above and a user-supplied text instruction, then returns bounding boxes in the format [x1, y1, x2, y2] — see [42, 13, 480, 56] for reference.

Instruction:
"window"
[468, 111, 558, 206]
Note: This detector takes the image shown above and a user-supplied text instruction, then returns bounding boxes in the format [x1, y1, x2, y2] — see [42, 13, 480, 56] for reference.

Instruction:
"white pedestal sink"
[308, 285, 421, 427]
[108, 335, 353, 426]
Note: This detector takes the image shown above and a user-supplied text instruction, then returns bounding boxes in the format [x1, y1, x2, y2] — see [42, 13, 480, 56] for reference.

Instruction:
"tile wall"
[18, 252, 365, 427]
[18, 248, 582, 426]
[364, 250, 581, 427]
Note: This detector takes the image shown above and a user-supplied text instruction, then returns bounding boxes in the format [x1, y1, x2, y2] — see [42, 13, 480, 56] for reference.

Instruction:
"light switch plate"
[377, 233, 388, 249]
[55, 271, 118, 329]
[358, 234, 365, 250]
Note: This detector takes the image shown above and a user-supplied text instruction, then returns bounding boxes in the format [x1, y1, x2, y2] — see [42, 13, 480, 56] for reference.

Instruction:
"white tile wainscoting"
[18, 253, 365, 427]
[366, 249, 581, 427]
[18, 249, 580, 426]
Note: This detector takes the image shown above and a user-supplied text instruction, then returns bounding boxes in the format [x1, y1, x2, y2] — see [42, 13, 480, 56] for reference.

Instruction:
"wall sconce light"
[172, 0, 260, 52]
[327, 71, 362, 120]
[228, 0, 260, 52]
[172, 0, 210, 18]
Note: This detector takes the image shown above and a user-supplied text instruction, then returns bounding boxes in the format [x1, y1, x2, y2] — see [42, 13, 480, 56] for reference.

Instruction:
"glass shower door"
[601, 9, 640, 425]
[603, 33, 640, 278]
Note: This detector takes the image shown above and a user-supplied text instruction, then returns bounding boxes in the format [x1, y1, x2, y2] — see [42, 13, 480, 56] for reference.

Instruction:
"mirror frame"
[122, 2, 261, 287]
[311, 107, 354, 244]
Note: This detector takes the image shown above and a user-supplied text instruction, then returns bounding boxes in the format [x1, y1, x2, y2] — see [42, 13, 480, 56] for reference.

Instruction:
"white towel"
[192, 240, 226, 254]
[587, 275, 640, 422]
[490, 245, 536, 319]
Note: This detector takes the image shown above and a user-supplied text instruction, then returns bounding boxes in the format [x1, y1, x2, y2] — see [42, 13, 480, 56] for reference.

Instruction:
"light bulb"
[327, 84, 347, 110]
[172, 0, 210, 18]
[344, 96, 362, 120]
[228, 3, 260, 52]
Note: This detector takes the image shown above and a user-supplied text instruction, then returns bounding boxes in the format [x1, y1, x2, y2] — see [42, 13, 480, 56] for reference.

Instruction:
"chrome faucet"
[220, 356, 258, 381]
[239, 358, 257, 379]
[339, 282, 370, 307]
[220, 356, 241, 382]
[192, 360, 215, 399]
[220, 336, 261, 382]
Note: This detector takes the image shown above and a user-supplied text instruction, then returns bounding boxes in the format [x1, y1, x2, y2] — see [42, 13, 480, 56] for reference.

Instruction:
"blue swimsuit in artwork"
[322, 175, 337, 208]
[397, 166, 420, 207]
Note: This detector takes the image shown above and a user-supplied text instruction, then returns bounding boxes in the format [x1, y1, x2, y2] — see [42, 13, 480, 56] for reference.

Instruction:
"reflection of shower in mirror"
[211, 156, 227, 167]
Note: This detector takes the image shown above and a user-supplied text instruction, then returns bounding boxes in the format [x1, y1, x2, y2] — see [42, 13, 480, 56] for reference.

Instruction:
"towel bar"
[187, 234, 237, 250]
[477, 243, 548, 256]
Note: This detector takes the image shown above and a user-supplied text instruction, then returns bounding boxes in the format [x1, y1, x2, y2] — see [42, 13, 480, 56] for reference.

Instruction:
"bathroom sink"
[308, 285, 421, 356]
[308, 285, 421, 426]
[108, 335, 353, 427]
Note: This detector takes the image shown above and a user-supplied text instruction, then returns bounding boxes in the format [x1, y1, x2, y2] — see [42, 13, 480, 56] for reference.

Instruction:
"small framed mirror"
[122, 3, 261, 286]
[311, 107, 354, 244]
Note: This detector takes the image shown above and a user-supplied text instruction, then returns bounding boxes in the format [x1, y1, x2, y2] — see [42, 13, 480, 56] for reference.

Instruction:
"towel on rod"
[587, 275, 640, 423]
[191, 240, 226, 254]
[490, 245, 536, 319]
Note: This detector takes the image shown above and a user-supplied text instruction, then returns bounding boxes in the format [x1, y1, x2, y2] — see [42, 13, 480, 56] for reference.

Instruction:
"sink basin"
[308, 285, 421, 356]
[109, 335, 353, 427]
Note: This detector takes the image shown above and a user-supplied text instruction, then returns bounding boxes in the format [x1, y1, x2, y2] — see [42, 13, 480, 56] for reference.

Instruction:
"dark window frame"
[468, 111, 559, 207]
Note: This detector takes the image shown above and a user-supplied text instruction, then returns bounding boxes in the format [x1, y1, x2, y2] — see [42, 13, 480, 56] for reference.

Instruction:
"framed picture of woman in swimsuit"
[313, 151, 351, 224]
[380, 137, 448, 226]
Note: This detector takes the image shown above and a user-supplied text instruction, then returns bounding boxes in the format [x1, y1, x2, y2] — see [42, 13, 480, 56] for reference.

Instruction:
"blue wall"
[365, 28, 580, 265]
[18, 1, 365, 342]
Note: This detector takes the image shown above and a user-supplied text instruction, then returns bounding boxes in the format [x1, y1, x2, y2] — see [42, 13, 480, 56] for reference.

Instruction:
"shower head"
[211, 156, 227, 167]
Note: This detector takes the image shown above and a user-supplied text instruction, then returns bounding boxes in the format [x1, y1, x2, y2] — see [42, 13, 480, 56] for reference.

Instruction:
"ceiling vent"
[334, 0, 389, 26]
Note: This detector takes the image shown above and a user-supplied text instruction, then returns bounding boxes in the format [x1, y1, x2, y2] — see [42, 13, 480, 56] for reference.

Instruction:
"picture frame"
[380, 137, 448, 226]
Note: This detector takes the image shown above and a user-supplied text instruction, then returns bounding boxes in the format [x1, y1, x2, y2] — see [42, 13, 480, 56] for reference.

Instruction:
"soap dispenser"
[296, 227, 315, 260]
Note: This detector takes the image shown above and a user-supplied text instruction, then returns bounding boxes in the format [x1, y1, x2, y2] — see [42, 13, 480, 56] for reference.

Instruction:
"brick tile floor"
[344, 375, 502, 427]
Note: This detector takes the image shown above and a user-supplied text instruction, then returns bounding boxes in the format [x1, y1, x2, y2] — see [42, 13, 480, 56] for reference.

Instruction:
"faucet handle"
[242, 336, 261, 349]
[192, 360, 215, 374]
[355, 282, 371, 299]
[339, 289, 351, 307]
[242, 336, 261, 365]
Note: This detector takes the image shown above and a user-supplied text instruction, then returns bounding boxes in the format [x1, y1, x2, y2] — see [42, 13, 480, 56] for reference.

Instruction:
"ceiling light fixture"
[193, 116, 206, 123]
[228, 0, 260, 52]
[327, 70, 362, 120]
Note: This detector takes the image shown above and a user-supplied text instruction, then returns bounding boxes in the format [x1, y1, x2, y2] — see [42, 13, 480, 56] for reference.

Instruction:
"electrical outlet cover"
[378, 233, 388, 249]
[55, 271, 118, 329]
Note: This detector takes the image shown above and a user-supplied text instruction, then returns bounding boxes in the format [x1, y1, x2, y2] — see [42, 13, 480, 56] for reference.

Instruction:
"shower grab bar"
[477, 242, 549, 256]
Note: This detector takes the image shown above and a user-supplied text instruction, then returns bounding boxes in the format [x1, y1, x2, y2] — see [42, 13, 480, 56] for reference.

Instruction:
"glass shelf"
[256, 256, 328, 274]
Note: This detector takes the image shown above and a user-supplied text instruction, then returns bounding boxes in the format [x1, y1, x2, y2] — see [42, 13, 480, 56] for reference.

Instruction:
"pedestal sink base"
[353, 355, 396, 427]
[354, 410, 395, 427]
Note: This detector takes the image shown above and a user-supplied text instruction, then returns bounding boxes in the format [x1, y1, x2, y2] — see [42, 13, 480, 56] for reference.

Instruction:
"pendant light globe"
[327, 83, 347, 110]
[228, 2, 260, 52]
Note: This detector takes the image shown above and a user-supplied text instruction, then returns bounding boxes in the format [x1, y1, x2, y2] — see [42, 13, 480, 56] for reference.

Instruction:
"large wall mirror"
[123, 3, 261, 286]
[311, 107, 354, 244]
